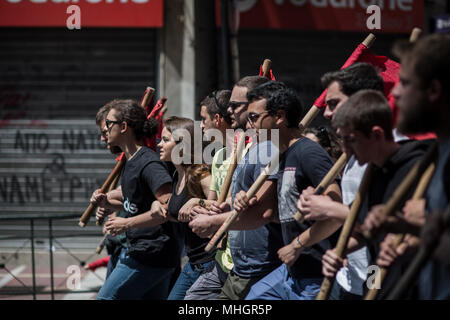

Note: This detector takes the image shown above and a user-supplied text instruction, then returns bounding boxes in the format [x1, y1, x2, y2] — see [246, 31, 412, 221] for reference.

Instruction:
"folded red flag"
[86, 256, 109, 271]
[144, 98, 166, 151]
[313, 43, 436, 140]
[259, 64, 276, 80]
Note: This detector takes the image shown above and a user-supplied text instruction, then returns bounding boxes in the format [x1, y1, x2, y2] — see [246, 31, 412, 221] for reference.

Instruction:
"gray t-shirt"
[229, 140, 284, 278]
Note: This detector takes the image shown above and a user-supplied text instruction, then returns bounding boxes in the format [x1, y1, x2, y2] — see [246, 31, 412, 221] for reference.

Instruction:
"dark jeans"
[167, 260, 215, 300]
[97, 248, 175, 300]
[329, 281, 362, 300]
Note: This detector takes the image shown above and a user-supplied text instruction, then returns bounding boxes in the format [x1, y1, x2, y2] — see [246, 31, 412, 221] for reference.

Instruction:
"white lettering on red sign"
[6, 0, 150, 3]
[239, 0, 412, 11]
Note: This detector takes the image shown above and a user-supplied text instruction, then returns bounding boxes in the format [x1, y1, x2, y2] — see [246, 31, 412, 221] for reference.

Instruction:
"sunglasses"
[228, 101, 250, 111]
[105, 119, 122, 130]
[247, 110, 269, 125]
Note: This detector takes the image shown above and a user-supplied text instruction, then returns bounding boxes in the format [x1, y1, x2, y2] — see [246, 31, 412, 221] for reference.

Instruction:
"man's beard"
[397, 100, 437, 135]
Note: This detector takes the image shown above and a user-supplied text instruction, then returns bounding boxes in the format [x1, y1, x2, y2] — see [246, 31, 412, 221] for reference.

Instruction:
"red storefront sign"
[0, 0, 163, 27]
[218, 0, 423, 33]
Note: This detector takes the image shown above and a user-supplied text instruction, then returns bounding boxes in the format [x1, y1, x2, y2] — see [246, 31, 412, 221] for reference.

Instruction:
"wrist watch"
[199, 199, 206, 208]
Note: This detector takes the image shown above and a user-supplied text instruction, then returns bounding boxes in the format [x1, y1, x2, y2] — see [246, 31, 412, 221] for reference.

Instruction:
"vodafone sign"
[224, 0, 423, 33]
[0, 0, 163, 27]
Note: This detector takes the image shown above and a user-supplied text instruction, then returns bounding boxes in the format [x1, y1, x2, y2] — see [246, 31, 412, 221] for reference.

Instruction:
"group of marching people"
[88, 33, 450, 300]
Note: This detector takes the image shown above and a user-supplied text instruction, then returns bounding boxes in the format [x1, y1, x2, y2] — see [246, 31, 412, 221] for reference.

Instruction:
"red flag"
[314, 43, 435, 140]
[86, 256, 109, 271]
[144, 98, 166, 151]
[259, 64, 276, 80]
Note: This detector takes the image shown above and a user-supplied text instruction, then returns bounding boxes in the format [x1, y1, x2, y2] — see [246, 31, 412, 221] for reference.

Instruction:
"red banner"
[0, 0, 163, 27]
[217, 0, 423, 33]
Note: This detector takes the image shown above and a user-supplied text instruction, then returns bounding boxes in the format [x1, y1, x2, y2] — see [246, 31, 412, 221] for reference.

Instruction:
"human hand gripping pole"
[294, 152, 349, 222]
[78, 86, 155, 227]
[315, 163, 374, 300]
[363, 161, 435, 300]
[204, 147, 281, 253]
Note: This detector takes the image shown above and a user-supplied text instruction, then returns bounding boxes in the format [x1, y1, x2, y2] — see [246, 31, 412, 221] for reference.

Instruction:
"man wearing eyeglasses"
[234, 81, 342, 300]
[94, 102, 127, 280]
[227, 76, 270, 130]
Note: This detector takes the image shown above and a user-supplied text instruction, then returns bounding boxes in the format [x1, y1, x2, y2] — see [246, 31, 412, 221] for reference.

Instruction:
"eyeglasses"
[228, 101, 250, 111]
[247, 110, 269, 125]
[105, 119, 121, 130]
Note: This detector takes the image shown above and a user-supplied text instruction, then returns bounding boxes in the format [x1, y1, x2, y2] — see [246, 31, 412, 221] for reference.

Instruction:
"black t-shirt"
[357, 139, 431, 298]
[121, 146, 181, 267]
[277, 137, 338, 279]
[168, 171, 217, 265]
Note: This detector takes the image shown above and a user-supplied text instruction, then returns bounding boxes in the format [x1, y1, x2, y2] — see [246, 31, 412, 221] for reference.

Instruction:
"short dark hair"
[321, 62, 384, 96]
[235, 75, 270, 91]
[247, 81, 304, 128]
[200, 89, 232, 124]
[332, 89, 394, 141]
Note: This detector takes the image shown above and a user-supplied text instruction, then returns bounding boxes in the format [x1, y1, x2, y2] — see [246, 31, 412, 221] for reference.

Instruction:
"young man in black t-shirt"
[232, 81, 342, 300]
[322, 90, 429, 299]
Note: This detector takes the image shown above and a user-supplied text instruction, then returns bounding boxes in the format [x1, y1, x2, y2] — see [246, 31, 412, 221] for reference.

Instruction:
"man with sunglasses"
[93, 103, 127, 279]
[227, 76, 270, 130]
[235, 81, 342, 300]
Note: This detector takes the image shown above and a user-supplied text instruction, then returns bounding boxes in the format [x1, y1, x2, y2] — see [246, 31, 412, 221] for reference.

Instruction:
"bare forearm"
[298, 219, 342, 248]
[127, 211, 168, 229]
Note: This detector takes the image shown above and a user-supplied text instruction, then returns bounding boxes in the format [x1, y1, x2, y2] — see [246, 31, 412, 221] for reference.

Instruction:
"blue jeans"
[97, 248, 175, 300]
[167, 260, 214, 300]
[245, 264, 322, 300]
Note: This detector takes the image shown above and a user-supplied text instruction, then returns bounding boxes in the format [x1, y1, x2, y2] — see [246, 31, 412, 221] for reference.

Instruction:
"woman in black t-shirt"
[91, 99, 181, 300]
[158, 116, 218, 300]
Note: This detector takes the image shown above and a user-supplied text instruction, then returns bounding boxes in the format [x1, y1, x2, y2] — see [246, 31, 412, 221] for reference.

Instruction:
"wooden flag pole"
[262, 59, 272, 78]
[364, 162, 435, 300]
[78, 86, 155, 227]
[299, 33, 376, 132]
[361, 133, 439, 241]
[79, 159, 126, 227]
[205, 148, 281, 252]
[294, 152, 349, 222]
[316, 163, 374, 300]
[388, 203, 450, 300]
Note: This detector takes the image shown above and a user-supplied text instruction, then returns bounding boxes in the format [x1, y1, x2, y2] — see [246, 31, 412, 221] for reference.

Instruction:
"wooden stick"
[362, 141, 438, 240]
[79, 157, 126, 227]
[95, 234, 108, 255]
[79, 87, 152, 228]
[141, 87, 155, 112]
[409, 28, 422, 43]
[205, 149, 281, 252]
[299, 33, 375, 132]
[294, 152, 349, 222]
[364, 162, 435, 300]
[388, 204, 450, 300]
[363, 27, 425, 299]
[262, 59, 272, 78]
[316, 163, 374, 300]
[96, 170, 121, 226]
[217, 133, 246, 204]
